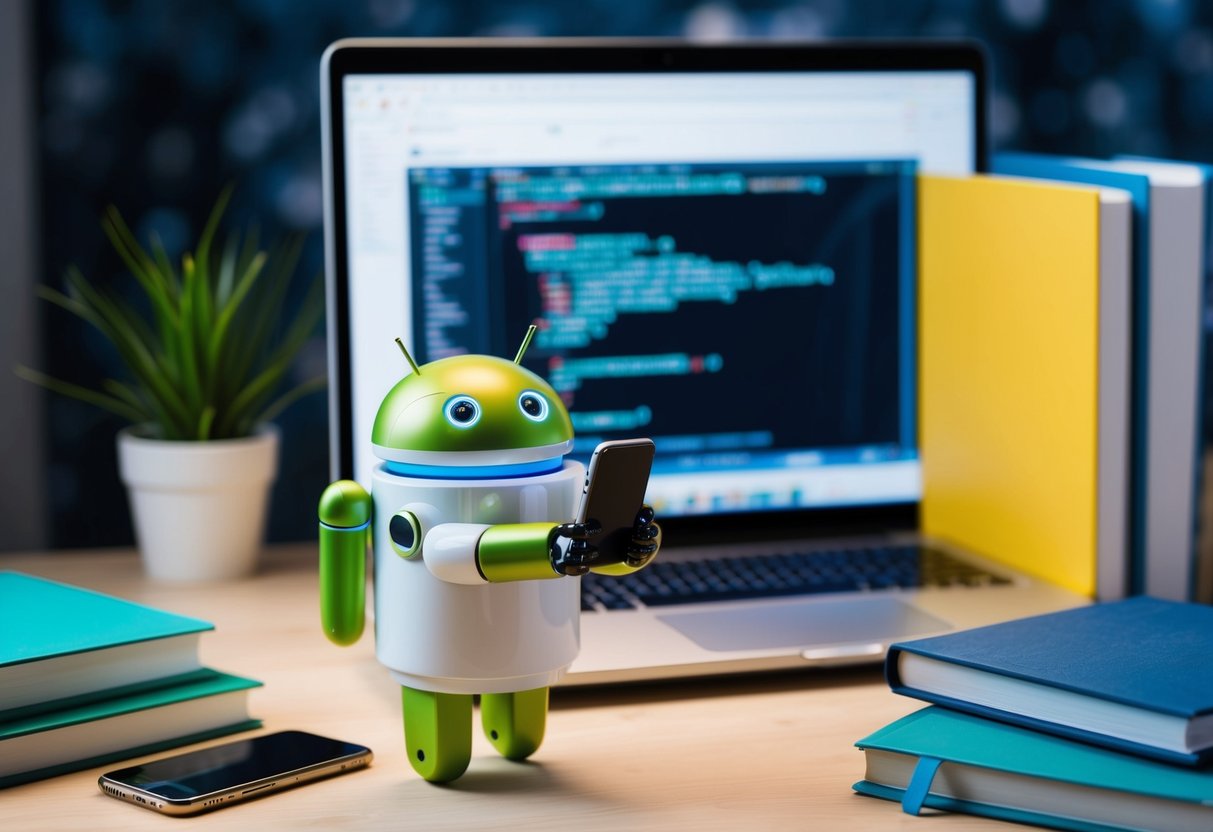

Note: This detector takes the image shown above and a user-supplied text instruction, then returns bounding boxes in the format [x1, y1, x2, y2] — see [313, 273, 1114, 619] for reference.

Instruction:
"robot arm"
[421, 521, 564, 585]
[418, 518, 595, 584]
[422, 508, 662, 585]
[318, 480, 371, 645]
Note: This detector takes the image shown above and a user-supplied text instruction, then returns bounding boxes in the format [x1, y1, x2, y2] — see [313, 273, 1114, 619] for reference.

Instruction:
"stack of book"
[0, 571, 261, 787]
[919, 153, 1213, 604]
[993, 153, 1211, 604]
[854, 598, 1213, 831]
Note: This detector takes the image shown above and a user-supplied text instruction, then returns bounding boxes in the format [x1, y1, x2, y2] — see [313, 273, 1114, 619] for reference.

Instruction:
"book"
[0, 668, 261, 788]
[0, 571, 211, 713]
[854, 706, 1213, 832]
[993, 153, 1208, 601]
[1105, 157, 1206, 602]
[886, 597, 1213, 765]
[918, 173, 1130, 598]
[0, 572, 263, 787]
[1193, 157, 1213, 605]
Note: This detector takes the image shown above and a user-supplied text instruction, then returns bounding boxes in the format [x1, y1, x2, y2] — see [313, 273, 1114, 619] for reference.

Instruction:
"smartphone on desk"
[98, 731, 371, 816]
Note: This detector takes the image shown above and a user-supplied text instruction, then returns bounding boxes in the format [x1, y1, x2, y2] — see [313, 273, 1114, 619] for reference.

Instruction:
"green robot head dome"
[371, 330, 574, 474]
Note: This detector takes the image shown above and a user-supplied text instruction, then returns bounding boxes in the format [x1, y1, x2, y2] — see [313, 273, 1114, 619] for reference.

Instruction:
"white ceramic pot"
[117, 425, 279, 582]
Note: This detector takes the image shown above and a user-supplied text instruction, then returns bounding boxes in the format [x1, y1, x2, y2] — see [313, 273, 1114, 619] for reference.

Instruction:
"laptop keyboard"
[580, 544, 1011, 611]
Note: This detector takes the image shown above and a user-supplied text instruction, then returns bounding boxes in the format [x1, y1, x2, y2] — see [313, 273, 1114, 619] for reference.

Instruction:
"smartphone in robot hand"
[550, 439, 660, 577]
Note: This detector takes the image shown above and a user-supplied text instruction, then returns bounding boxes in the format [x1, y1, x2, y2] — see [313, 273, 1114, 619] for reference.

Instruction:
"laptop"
[321, 38, 1088, 685]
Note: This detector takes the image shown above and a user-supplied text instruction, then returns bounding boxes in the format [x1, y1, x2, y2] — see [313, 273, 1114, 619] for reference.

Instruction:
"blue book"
[855, 706, 1213, 832]
[1103, 156, 1208, 604]
[886, 597, 1213, 765]
[1115, 155, 1213, 607]
[0, 571, 212, 715]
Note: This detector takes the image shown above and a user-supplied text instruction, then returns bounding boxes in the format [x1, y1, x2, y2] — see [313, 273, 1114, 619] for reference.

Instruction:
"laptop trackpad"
[656, 596, 948, 652]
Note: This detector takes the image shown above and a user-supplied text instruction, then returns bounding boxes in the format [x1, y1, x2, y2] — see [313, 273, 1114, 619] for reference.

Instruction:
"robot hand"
[586, 505, 662, 577]
[619, 505, 661, 570]
[548, 519, 602, 577]
[548, 506, 662, 577]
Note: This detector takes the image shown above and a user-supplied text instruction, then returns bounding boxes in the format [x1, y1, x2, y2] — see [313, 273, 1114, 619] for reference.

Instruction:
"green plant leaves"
[14, 366, 148, 425]
[23, 190, 326, 441]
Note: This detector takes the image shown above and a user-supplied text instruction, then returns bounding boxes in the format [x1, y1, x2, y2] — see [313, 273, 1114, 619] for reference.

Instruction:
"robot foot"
[402, 687, 472, 783]
[480, 687, 548, 761]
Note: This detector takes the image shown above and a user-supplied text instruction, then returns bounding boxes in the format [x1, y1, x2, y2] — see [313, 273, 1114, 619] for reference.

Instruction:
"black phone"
[98, 731, 372, 816]
[578, 438, 656, 563]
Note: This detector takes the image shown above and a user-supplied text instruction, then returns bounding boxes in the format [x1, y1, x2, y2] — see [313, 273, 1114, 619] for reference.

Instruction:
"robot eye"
[443, 395, 481, 428]
[517, 390, 549, 422]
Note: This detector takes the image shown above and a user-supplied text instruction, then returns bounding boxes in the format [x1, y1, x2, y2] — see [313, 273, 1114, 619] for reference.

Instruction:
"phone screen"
[104, 731, 369, 801]
[580, 439, 655, 562]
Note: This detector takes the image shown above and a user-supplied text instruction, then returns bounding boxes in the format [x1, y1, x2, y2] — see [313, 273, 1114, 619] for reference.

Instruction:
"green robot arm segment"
[476, 523, 563, 583]
[318, 480, 371, 646]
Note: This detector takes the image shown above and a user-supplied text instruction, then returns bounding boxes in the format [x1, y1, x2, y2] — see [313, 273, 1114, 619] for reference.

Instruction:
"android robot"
[318, 327, 661, 783]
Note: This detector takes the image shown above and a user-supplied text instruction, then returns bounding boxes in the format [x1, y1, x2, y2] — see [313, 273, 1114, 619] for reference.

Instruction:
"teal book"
[0, 571, 212, 714]
[854, 707, 1213, 832]
[0, 668, 262, 788]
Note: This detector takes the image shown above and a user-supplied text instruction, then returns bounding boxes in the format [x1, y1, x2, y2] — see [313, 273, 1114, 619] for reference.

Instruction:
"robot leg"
[401, 686, 472, 782]
[480, 687, 548, 761]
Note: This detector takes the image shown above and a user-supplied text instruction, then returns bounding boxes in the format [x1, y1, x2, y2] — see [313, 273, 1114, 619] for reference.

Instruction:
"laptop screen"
[328, 44, 982, 520]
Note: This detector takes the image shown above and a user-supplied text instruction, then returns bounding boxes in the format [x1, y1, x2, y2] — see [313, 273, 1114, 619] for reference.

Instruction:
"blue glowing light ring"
[384, 457, 563, 480]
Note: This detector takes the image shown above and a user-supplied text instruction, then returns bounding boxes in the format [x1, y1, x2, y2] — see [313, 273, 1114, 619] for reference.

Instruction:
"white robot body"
[370, 460, 584, 694]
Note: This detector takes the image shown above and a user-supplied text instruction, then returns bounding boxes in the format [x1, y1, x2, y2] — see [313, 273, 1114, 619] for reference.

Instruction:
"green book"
[0, 668, 261, 788]
[855, 706, 1213, 832]
[0, 572, 211, 715]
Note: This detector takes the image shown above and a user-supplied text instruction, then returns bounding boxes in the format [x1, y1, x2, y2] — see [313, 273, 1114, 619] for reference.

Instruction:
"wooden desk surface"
[1, 545, 1008, 831]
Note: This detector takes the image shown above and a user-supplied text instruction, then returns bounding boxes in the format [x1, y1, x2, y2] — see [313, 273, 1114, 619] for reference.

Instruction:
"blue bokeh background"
[33, 0, 1213, 547]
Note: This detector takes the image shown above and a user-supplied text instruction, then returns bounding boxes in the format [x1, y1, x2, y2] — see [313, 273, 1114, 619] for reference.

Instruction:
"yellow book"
[918, 174, 1130, 598]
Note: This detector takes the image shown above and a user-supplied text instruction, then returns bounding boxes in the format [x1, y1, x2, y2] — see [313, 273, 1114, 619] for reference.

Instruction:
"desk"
[1, 545, 1006, 831]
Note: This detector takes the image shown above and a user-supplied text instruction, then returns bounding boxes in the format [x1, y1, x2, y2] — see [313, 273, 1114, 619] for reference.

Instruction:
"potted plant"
[18, 188, 323, 581]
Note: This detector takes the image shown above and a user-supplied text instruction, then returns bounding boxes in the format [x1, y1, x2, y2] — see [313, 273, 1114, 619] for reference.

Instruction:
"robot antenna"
[513, 324, 538, 364]
[395, 338, 422, 376]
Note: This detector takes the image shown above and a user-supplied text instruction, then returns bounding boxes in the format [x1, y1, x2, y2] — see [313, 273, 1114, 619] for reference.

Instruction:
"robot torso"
[370, 460, 584, 694]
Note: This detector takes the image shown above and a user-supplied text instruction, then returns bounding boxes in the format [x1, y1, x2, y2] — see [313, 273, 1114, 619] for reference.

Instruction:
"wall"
[0, 0, 45, 552]
[15, 0, 1213, 550]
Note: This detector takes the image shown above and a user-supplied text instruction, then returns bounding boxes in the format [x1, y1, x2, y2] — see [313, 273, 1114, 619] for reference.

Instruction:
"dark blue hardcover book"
[886, 597, 1213, 765]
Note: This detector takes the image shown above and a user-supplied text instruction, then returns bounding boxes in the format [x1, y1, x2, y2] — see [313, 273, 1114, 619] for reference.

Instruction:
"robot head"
[371, 327, 574, 473]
